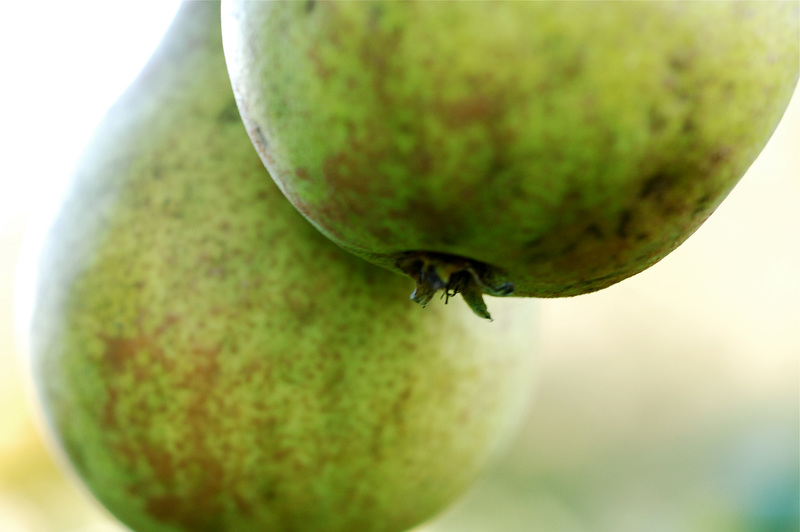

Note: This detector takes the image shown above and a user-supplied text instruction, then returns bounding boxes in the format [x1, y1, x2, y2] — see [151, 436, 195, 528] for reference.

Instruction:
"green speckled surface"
[28, 3, 537, 531]
[223, 0, 799, 297]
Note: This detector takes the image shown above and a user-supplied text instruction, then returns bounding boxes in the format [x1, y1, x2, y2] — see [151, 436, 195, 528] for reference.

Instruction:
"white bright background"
[0, 2, 182, 233]
[0, 3, 798, 532]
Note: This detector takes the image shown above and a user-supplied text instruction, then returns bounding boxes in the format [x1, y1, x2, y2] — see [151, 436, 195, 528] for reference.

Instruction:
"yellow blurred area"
[1, 91, 798, 532]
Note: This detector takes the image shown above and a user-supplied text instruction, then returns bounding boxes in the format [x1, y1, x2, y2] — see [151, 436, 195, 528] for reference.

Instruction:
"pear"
[25, 2, 537, 531]
[222, 0, 799, 318]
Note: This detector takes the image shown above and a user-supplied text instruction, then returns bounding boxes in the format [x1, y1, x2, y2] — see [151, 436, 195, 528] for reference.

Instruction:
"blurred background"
[1, 4, 798, 532]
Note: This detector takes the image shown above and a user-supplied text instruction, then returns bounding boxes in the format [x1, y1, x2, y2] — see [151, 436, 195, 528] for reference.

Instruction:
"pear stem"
[396, 252, 514, 320]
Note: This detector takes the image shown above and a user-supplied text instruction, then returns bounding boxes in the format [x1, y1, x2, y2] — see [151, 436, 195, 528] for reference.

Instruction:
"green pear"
[222, 0, 799, 318]
[26, 2, 536, 531]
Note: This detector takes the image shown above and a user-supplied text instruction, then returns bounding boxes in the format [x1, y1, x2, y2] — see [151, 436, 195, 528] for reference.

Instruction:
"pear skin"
[223, 0, 799, 317]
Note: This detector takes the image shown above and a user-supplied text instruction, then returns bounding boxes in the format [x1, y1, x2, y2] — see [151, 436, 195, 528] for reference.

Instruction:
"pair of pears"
[26, 1, 797, 532]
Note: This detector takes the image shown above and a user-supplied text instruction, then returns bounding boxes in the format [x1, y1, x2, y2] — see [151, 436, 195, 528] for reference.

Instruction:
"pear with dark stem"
[222, 0, 799, 318]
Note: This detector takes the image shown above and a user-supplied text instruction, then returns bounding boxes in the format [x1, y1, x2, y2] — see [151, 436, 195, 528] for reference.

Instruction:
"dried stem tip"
[396, 252, 514, 320]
